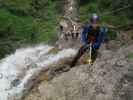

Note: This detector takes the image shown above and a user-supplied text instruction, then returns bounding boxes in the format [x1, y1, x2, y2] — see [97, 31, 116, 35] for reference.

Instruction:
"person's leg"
[70, 45, 88, 67]
[91, 48, 98, 63]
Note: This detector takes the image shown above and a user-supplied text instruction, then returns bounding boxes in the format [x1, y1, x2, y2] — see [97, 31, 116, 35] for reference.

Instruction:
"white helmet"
[90, 13, 99, 22]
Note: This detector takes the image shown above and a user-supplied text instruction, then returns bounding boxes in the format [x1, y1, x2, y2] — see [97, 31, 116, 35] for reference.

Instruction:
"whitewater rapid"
[0, 44, 77, 100]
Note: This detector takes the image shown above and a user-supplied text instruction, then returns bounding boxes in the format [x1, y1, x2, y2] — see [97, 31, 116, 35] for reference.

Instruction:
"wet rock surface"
[24, 44, 133, 100]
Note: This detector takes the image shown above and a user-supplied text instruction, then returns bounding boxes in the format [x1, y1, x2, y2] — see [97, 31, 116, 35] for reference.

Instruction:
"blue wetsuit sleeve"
[92, 27, 107, 49]
[81, 26, 88, 45]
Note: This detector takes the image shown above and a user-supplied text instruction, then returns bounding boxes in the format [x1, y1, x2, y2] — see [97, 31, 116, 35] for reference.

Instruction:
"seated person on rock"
[71, 13, 108, 67]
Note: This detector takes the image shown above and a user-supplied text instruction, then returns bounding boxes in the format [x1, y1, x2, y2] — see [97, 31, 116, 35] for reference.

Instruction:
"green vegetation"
[0, 10, 57, 57]
[127, 53, 133, 59]
[0, 0, 62, 58]
[0, 0, 60, 42]
[0, 0, 133, 58]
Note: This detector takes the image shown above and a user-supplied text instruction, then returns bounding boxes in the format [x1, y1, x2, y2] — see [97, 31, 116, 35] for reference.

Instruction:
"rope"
[107, 19, 133, 31]
[116, 19, 133, 29]
[100, 4, 133, 30]
[101, 4, 132, 16]
[87, 43, 92, 65]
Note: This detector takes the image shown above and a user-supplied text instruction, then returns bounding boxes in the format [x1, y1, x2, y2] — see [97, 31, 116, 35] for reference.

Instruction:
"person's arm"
[92, 27, 108, 49]
[81, 26, 89, 45]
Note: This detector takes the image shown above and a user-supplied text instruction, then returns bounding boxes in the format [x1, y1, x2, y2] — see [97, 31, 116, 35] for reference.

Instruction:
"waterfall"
[0, 44, 77, 100]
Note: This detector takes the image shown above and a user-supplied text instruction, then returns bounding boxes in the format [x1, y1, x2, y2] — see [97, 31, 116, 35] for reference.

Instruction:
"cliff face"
[24, 44, 133, 100]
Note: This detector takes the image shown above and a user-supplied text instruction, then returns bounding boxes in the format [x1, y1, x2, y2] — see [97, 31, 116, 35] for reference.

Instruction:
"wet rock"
[24, 45, 133, 100]
[11, 79, 21, 87]
[0, 73, 3, 79]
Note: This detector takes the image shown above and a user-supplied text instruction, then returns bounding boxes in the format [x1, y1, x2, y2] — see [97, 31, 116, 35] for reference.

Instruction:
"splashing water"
[0, 44, 77, 100]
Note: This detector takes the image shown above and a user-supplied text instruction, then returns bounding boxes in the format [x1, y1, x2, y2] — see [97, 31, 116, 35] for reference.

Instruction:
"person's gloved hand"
[91, 43, 100, 49]
[84, 44, 90, 48]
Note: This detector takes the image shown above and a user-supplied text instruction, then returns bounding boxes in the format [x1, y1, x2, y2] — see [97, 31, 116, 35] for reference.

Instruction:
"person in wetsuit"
[71, 13, 108, 67]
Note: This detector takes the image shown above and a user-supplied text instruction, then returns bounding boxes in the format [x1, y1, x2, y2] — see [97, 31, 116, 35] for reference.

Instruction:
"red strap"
[88, 35, 95, 43]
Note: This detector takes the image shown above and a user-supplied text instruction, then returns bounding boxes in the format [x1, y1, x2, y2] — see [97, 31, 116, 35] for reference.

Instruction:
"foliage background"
[0, 0, 132, 58]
